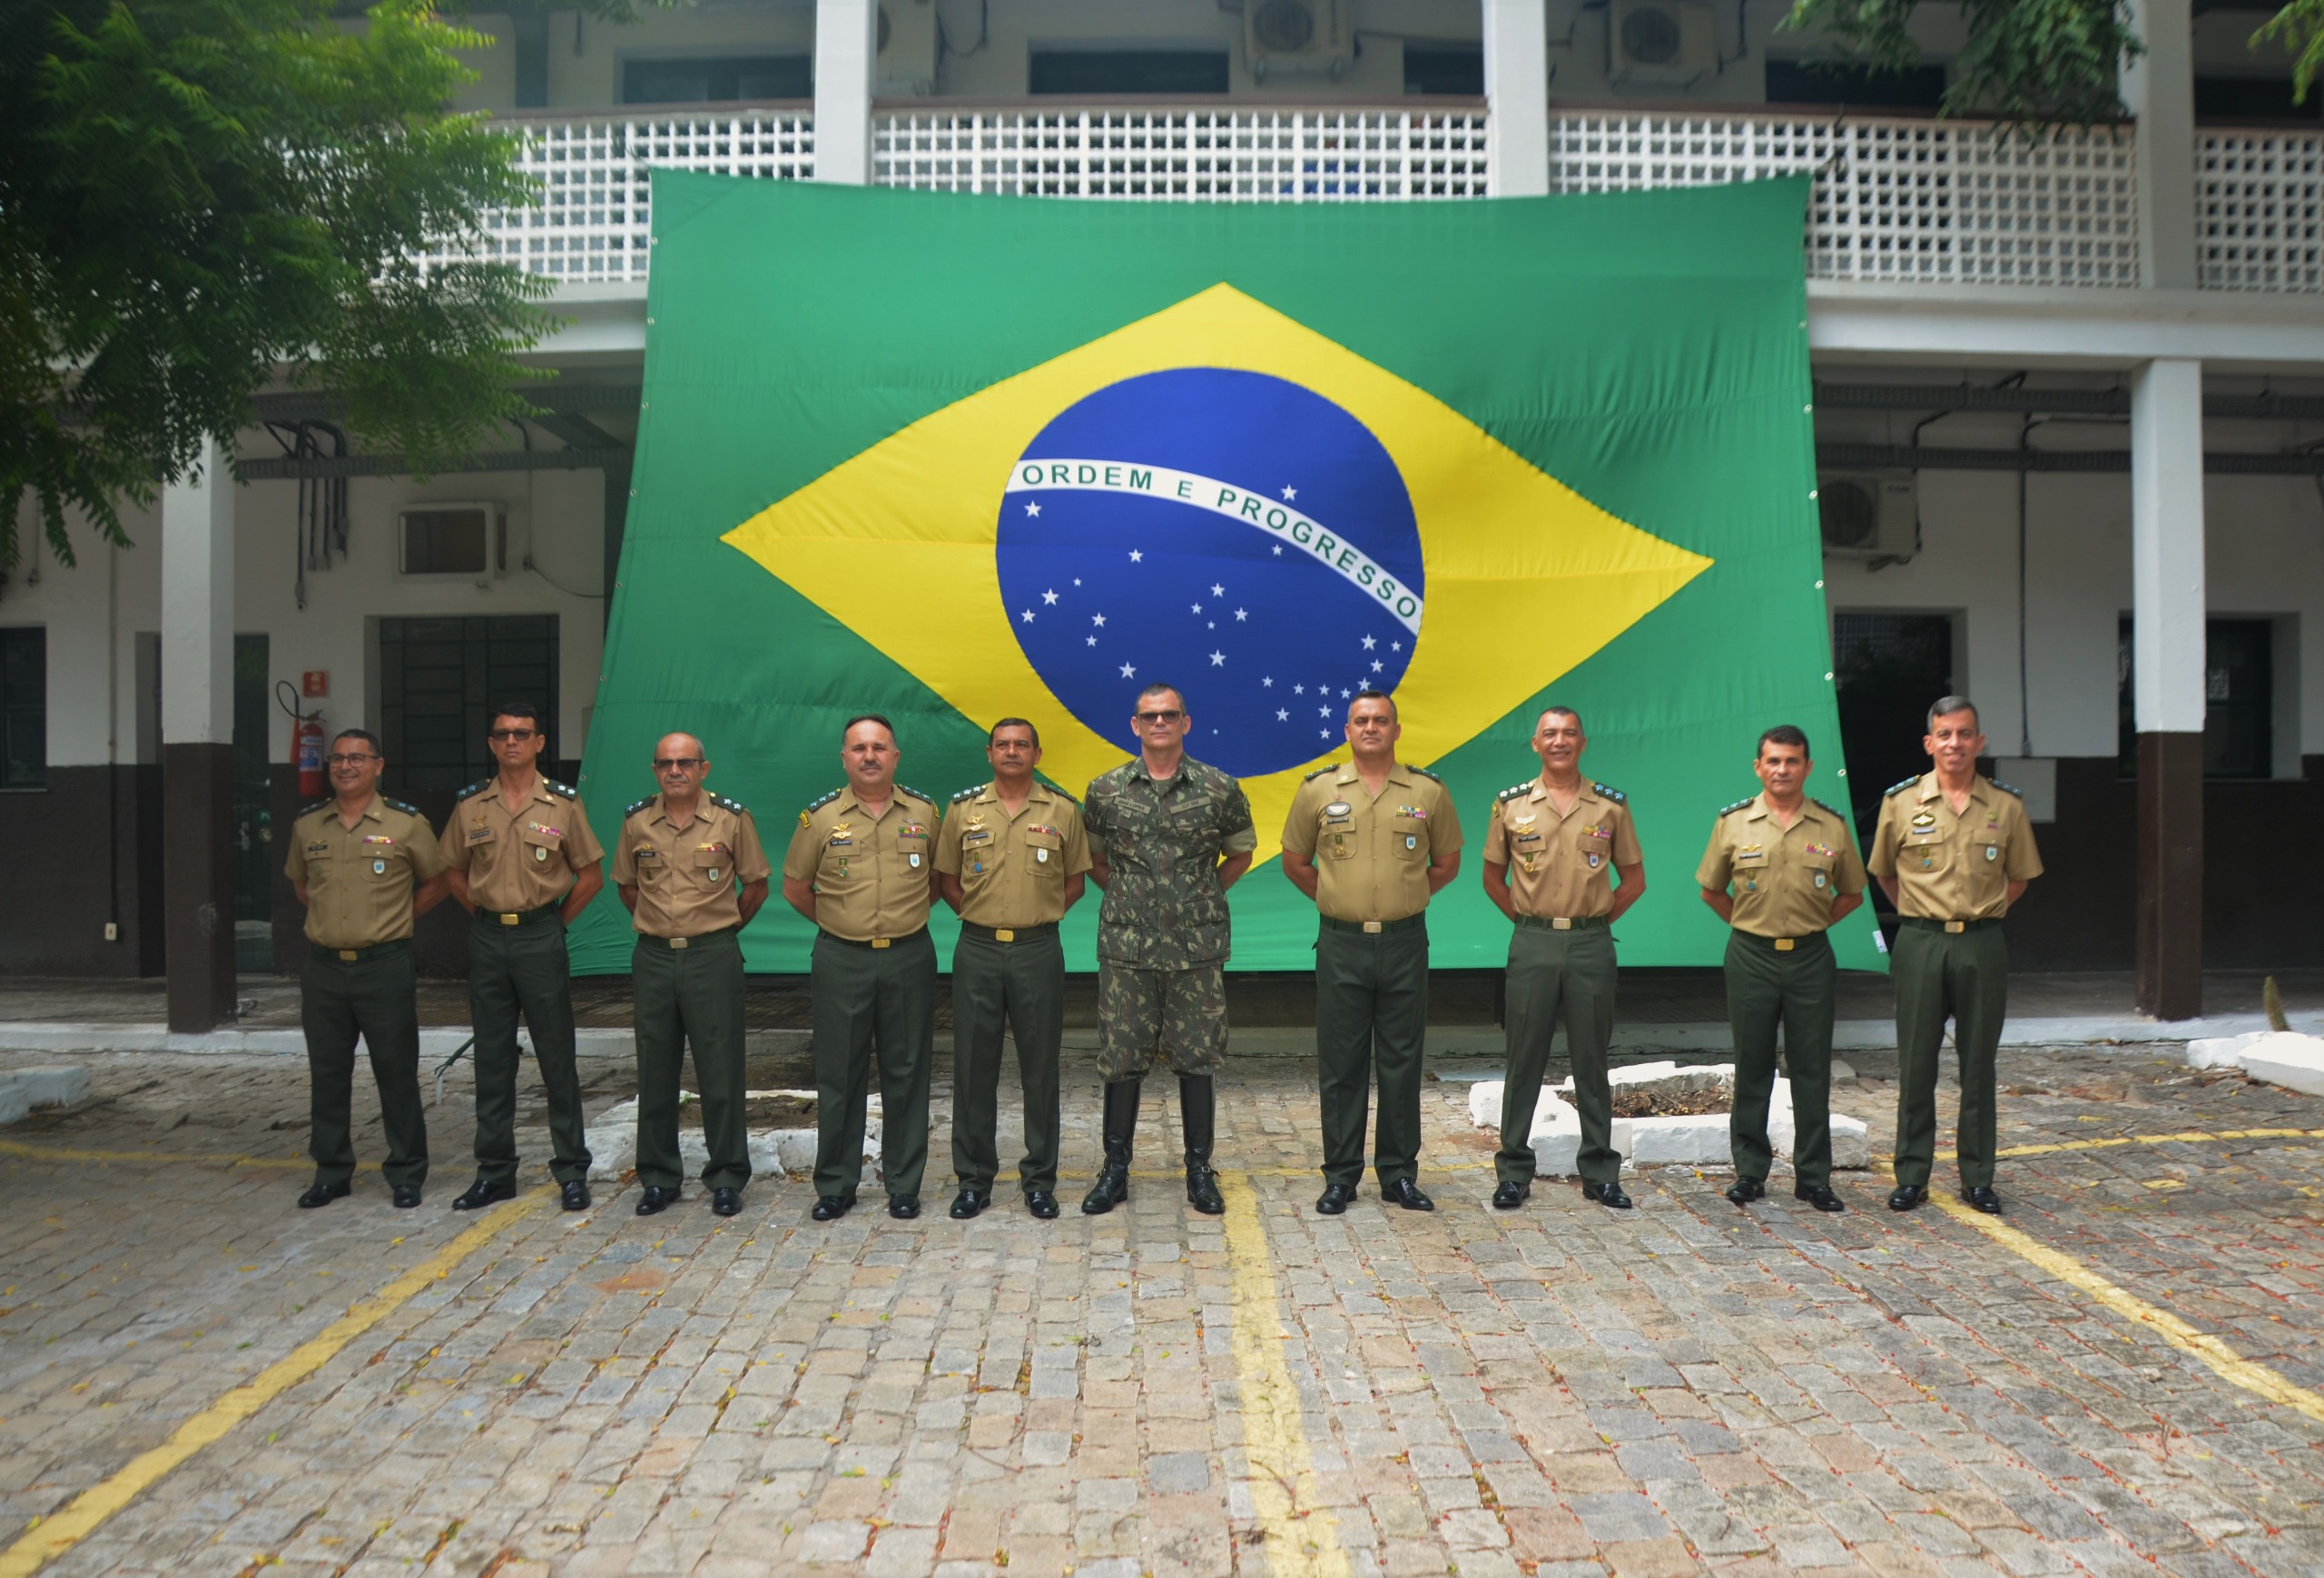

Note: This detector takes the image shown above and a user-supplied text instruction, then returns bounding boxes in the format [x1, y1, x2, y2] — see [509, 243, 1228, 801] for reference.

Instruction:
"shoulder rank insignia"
[1037, 778, 1080, 804]
[625, 794, 656, 817]
[1810, 797, 1849, 820]
[457, 779, 491, 801]
[1304, 763, 1340, 782]
[894, 784, 933, 805]
[1407, 764, 1443, 783]
[385, 797, 421, 816]
[1885, 776, 1921, 797]
[1496, 781, 1534, 804]
[1991, 780, 2024, 799]
[300, 799, 333, 818]
[546, 780, 577, 801]
[710, 792, 746, 814]
[1592, 781, 1626, 804]
[1718, 797, 1754, 816]
[800, 786, 842, 826]
[951, 784, 986, 804]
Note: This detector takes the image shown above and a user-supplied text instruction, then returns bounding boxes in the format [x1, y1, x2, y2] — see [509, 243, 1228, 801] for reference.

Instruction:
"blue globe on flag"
[996, 368, 1424, 776]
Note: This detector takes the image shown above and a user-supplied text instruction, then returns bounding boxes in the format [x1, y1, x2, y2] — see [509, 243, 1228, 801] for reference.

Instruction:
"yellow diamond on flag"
[724, 283, 1710, 863]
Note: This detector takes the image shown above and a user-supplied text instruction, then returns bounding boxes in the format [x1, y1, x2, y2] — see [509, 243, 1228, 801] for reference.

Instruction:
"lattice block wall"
[2201, 132, 2324, 292]
[426, 112, 815, 282]
[1547, 113, 2140, 288]
[874, 109, 1487, 201]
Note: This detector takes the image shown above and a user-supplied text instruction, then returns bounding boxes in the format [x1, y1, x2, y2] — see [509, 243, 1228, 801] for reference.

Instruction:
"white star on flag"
[1318, 705, 1330, 717]
[1391, 640, 1403, 652]
[1362, 636, 1375, 650]
[1371, 661, 1383, 672]
[1119, 663, 1137, 678]
[1271, 546, 1283, 556]
[1025, 501, 1040, 518]
[1042, 589, 1058, 605]
[1209, 651, 1226, 666]
[1293, 685, 1305, 695]
[1235, 608, 1247, 621]
[1281, 485, 1298, 500]
[1128, 549, 1143, 563]
[1191, 604, 1202, 615]
[1262, 676, 1273, 686]
[1086, 636, 1097, 646]
[1091, 614, 1106, 627]
[1019, 610, 1034, 622]
[1276, 708, 1289, 720]
[1210, 583, 1225, 597]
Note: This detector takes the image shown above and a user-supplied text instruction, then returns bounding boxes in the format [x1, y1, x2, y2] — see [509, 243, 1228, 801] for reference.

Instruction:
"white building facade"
[5, 0, 2320, 1022]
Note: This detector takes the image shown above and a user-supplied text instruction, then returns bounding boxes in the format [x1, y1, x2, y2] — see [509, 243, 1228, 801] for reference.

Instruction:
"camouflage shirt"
[1083, 755, 1258, 968]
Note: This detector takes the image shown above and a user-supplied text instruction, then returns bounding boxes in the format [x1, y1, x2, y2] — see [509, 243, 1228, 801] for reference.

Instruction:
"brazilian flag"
[567, 169, 1878, 975]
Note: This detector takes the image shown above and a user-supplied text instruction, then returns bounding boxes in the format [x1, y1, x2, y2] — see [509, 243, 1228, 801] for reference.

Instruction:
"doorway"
[1832, 612, 1957, 843]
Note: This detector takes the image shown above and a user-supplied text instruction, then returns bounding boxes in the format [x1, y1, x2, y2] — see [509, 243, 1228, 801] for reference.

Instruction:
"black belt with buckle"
[1513, 913, 1610, 932]
[324, 939, 410, 963]
[1902, 916, 2002, 934]
[960, 922, 1058, 944]
[819, 926, 930, 951]
[1734, 929, 1828, 952]
[480, 903, 562, 928]
[1318, 913, 1425, 936]
[638, 924, 738, 951]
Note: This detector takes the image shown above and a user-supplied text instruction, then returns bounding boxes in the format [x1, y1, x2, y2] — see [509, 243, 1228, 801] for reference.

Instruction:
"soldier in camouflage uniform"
[1079, 684, 1257, 1217]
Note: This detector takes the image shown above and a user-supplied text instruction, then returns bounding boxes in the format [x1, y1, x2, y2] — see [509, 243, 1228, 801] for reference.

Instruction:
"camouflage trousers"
[1097, 961, 1227, 1081]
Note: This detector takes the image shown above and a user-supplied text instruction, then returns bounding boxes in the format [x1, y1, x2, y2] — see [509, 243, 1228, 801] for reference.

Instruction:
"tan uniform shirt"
[1482, 775, 1643, 920]
[284, 794, 447, 951]
[783, 784, 940, 942]
[1279, 763, 1464, 924]
[934, 781, 1093, 929]
[1693, 793, 1868, 939]
[610, 793, 772, 938]
[1866, 773, 2043, 922]
[438, 776, 605, 915]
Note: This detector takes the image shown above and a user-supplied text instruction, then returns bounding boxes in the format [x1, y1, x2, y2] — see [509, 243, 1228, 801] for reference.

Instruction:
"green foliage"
[2252, 2, 2324, 104]
[1781, 0, 2143, 127]
[0, 0, 556, 570]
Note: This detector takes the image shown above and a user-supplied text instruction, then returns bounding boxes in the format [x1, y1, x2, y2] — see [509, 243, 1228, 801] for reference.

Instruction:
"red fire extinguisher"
[295, 710, 327, 799]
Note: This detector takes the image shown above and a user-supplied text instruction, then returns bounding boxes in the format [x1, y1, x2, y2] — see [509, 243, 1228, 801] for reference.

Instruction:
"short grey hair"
[1926, 695, 1979, 732]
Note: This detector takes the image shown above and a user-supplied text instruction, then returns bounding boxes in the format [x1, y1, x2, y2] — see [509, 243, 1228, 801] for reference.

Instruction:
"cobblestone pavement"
[4, 1043, 2323, 1577]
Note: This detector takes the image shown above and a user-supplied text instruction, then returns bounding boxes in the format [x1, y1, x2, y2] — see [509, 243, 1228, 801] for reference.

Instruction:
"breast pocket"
[519, 825, 563, 870]
[1024, 827, 1064, 875]
[1322, 814, 1356, 861]
[1392, 814, 1426, 860]
[1904, 832, 1948, 873]
[896, 829, 931, 874]
[1576, 826, 1613, 871]
[633, 848, 665, 884]
[362, 843, 402, 880]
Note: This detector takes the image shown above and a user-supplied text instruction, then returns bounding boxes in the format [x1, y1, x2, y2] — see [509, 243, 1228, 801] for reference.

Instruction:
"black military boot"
[1180, 1075, 1226, 1215]
[1081, 1079, 1139, 1215]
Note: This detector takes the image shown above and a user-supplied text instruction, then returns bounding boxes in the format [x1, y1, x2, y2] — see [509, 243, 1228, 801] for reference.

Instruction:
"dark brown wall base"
[163, 742, 237, 1030]
[0, 764, 166, 976]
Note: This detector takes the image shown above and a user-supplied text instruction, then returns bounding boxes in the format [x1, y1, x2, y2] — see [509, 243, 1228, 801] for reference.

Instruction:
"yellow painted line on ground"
[1217, 1169, 1351, 1578]
[1938, 1126, 2324, 1163]
[1881, 1166, 2324, 1428]
[0, 1139, 308, 1170]
[0, 1191, 553, 1578]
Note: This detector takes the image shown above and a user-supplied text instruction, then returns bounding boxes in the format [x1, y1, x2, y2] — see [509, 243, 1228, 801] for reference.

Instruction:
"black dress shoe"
[635, 1184, 681, 1216]
[1887, 1183, 1927, 1212]
[1491, 1179, 1530, 1210]
[298, 1180, 351, 1209]
[392, 1184, 423, 1209]
[1382, 1179, 1435, 1212]
[811, 1194, 852, 1221]
[888, 1195, 921, 1219]
[1185, 1162, 1226, 1216]
[1315, 1182, 1355, 1215]
[712, 1187, 742, 1218]
[1582, 1179, 1634, 1210]
[1964, 1185, 2004, 1215]
[1025, 1190, 1059, 1219]
[949, 1189, 989, 1220]
[560, 1179, 591, 1212]
[1794, 1182, 1846, 1213]
[451, 1177, 517, 1212]
[1726, 1176, 1766, 1207]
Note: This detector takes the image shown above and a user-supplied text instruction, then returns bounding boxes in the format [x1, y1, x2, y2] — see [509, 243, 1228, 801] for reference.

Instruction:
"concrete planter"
[1468, 1062, 1868, 1174]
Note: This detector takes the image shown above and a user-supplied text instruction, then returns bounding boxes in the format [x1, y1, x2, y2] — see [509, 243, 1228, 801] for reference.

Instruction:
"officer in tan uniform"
[1280, 690, 1462, 1216]
[935, 718, 1093, 1221]
[1481, 706, 1646, 1210]
[611, 733, 772, 1218]
[438, 703, 605, 1214]
[284, 728, 450, 1209]
[783, 714, 940, 1222]
[1867, 695, 2043, 1216]
[1695, 725, 1867, 1214]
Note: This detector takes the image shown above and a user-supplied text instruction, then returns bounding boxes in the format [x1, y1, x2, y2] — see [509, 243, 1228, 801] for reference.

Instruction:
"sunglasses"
[487, 728, 538, 742]
[1134, 709, 1184, 724]
[653, 757, 704, 772]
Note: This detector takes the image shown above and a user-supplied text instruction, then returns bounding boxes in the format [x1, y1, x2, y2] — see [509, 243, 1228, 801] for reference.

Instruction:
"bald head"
[652, 732, 711, 806]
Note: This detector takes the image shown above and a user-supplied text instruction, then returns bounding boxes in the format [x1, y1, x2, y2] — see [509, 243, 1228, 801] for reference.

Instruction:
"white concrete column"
[2122, 0, 2197, 289]
[1482, 0, 1550, 198]
[814, 0, 877, 185]
[2131, 359, 2205, 733]
[162, 437, 233, 747]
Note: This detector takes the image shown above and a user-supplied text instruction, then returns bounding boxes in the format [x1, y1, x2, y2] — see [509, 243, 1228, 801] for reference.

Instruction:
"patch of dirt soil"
[1610, 1087, 1729, 1118]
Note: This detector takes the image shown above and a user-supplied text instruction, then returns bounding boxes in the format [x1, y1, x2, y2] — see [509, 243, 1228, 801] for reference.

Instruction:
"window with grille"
[2118, 616, 2277, 779]
[378, 616, 561, 795]
[0, 626, 44, 790]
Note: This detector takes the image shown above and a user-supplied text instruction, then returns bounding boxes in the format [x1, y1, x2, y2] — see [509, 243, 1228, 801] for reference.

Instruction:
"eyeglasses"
[653, 758, 704, 772]
[1133, 709, 1184, 724]
[487, 728, 538, 742]
[324, 753, 377, 767]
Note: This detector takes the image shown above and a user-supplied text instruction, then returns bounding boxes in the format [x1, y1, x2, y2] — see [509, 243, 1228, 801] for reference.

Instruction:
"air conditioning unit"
[876, 0, 940, 97]
[1246, 0, 1354, 80]
[1608, 0, 1718, 88]
[397, 503, 511, 580]
[1817, 473, 1918, 561]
